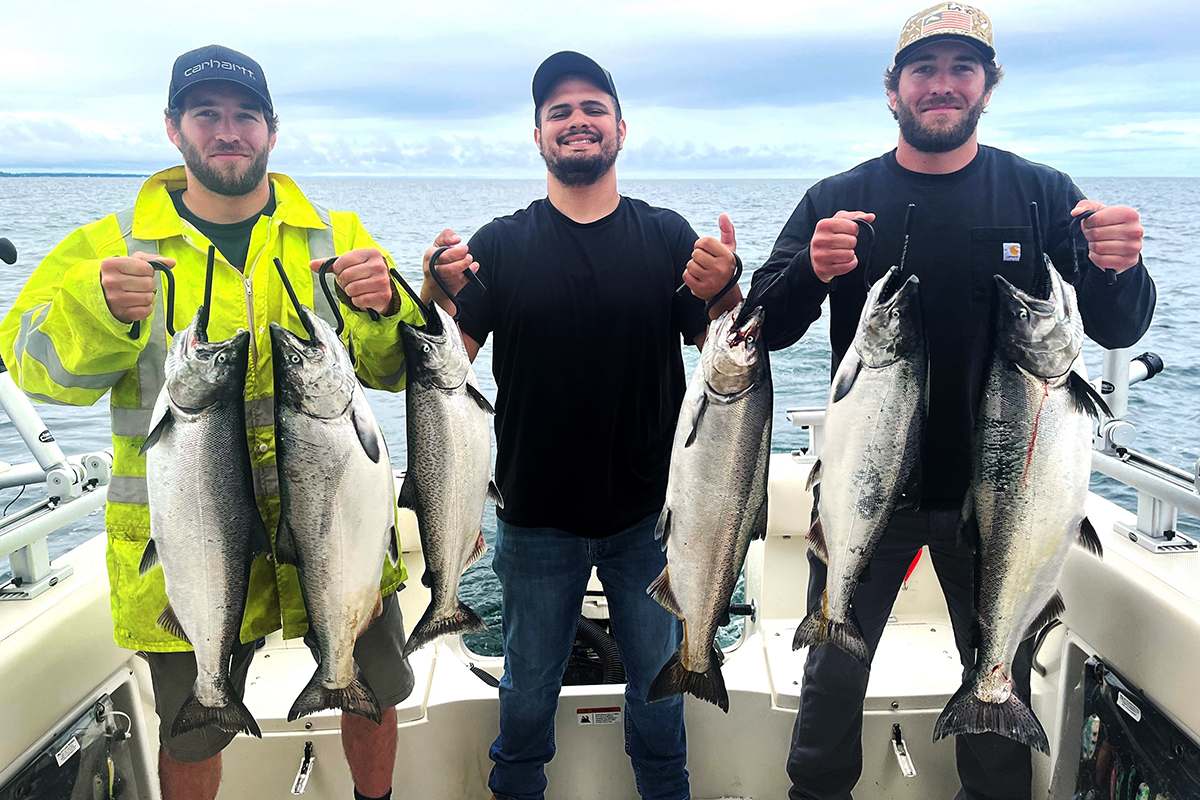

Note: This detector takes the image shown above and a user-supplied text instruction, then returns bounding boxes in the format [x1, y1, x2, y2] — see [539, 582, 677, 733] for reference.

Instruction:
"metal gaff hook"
[1070, 208, 1116, 285]
[315, 256, 382, 335]
[273, 257, 316, 341]
[427, 245, 488, 319]
[128, 260, 177, 340]
[196, 245, 216, 342]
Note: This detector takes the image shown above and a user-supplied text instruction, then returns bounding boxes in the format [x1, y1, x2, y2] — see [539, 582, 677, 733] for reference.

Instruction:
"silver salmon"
[140, 311, 265, 738]
[796, 267, 927, 665]
[646, 304, 772, 712]
[933, 262, 1105, 754]
[271, 306, 399, 724]
[398, 301, 500, 657]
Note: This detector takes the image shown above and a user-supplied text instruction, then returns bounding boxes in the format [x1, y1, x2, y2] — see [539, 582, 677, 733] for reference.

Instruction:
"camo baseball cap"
[893, 3, 996, 70]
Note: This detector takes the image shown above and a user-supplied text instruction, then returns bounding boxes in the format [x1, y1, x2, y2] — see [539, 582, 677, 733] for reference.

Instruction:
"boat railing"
[786, 347, 1199, 556]
[0, 237, 112, 600]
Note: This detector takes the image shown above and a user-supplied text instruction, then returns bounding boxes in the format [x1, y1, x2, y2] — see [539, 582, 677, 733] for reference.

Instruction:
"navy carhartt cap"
[532, 51, 620, 114]
[168, 45, 273, 112]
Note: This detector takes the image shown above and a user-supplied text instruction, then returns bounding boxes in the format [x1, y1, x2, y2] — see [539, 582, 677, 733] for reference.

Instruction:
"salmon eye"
[1018, 309, 1028, 320]
[290, 354, 301, 364]
[217, 353, 227, 363]
[890, 309, 900, 319]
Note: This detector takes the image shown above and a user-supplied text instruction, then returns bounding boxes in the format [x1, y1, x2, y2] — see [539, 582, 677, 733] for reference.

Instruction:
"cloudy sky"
[2, 0, 1198, 178]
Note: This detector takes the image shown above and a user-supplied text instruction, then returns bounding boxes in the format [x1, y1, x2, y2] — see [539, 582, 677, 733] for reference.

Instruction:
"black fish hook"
[195, 245, 216, 342]
[427, 245, 488, 320]
[128, 259, 177, 339]
[855, 216, 881, 291]
[675, 251, 745, 317]
[273, 257, 317, 342]
[1070, 208, 1116, 285]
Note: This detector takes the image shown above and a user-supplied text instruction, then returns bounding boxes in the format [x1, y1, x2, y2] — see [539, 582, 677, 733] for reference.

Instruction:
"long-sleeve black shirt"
[749, 146, 1157, 504]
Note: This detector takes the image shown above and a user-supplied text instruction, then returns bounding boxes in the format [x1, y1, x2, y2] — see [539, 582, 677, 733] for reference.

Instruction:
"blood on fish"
[1022, 380, 1051, 487]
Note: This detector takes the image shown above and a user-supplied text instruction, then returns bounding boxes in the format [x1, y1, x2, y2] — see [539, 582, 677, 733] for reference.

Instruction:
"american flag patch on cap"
[921, 8, 973, 35]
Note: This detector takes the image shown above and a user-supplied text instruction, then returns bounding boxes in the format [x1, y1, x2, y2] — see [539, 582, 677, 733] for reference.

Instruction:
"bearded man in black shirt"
[747, 4, 1155, 800]
[419, 52, 740, 800]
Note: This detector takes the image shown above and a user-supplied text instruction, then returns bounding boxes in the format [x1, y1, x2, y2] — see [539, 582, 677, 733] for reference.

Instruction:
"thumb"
[718, 213, 737, 252]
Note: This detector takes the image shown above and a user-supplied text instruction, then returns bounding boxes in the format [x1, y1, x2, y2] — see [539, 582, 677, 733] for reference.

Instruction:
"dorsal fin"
[138, 539, 160, 577]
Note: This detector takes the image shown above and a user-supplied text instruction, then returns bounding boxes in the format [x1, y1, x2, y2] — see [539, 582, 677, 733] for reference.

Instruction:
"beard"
[895, 93, 986, 154]
[178, 132, 271, 197]
[540, 128, 620, 187]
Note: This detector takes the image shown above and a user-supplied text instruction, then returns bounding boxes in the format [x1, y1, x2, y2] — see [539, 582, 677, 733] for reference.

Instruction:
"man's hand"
[309, 248, 397, 315]
[810, 211, 876, 283]
[1072, 200, 1143, 274]
[685, 214, 743, 317]
[422, 229, 478, 314]
[100, 252, 175, 323]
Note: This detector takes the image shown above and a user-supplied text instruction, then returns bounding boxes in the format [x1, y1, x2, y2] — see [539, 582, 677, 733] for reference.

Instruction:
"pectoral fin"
[487, 479, 505, 509]
[352, 401, 382, 463]
[138, 397, 173, 456]
[466, 383, 496, 414]
[685, 394, 708, 448]
[831, 349, 862, 403]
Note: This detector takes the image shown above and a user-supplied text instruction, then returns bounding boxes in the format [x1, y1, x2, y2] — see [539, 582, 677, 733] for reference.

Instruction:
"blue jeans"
[488, 513, 689, 800]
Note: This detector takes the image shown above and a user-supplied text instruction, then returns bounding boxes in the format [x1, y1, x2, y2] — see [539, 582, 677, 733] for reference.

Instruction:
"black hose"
[576, 615, 626, 684]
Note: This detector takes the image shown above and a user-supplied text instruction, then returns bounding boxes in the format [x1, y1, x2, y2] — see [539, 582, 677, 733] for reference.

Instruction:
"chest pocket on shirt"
[970, 226, 1036, 303]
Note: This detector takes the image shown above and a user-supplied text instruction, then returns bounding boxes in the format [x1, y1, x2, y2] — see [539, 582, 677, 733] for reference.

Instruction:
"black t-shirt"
[454, 196, 708, 538]
[170, 187, 276, 271]
[750, 146, 1157, 505]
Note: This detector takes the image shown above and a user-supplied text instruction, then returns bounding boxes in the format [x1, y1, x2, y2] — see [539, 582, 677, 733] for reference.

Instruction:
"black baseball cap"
[532, 51, 620, 114]
[168, 45, 273, 113]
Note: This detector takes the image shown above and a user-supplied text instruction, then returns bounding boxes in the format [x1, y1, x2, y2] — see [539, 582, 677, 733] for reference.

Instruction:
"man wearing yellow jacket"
[0, 45, 419, 800]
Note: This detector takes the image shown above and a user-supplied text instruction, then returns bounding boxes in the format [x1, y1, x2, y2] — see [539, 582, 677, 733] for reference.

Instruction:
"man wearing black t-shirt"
[748, 5, 1155, 800]
[421, 52, 740, 800]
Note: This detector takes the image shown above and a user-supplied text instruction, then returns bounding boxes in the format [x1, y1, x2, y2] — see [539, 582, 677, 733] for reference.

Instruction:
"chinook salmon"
[271, 305, 399, 724]
[933, 260, 1106, 754]
[795, 266, 927, 665]
[646, 304, 772, 712]
[140, 310, 265, 738]
[398, 300, 501, 657]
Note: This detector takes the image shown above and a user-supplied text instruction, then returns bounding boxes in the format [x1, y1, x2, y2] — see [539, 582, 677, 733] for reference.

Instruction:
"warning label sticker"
[577, 706, 622, 725]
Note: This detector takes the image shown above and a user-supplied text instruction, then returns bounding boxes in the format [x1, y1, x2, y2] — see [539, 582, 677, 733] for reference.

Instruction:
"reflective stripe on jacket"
[0, 166, 418, 651]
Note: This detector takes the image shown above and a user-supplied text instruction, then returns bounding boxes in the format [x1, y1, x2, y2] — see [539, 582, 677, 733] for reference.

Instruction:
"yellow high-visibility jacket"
[0, 166, 420, 651]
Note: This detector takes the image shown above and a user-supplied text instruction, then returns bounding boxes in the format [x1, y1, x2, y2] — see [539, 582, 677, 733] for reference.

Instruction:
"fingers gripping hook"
[128, 260, 178, 340]
[427, 244, 487, 321]
[1071, 209, 1117, 285]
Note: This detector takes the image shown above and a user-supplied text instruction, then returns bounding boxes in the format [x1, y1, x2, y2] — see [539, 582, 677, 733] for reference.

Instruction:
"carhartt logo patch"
[1003, 243, 1021, 262]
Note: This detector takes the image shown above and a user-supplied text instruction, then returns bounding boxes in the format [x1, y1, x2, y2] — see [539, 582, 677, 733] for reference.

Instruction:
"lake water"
[1, 175, 1196, 653]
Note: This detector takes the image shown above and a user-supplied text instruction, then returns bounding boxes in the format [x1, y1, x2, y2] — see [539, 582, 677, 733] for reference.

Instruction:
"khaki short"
[144, 591, 415, 762]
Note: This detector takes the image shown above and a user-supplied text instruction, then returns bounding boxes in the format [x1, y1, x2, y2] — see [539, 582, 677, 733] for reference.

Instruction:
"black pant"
[786, 508, 1034, 800]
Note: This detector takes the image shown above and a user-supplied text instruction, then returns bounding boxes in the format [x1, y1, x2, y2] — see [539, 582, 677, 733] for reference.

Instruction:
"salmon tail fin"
[647, 643, 729, 713]
[402, 598, 487, 658]
[646, 566, 683, 619]
[288, 670, 381, 724]
[1077, 516, 1104, 558]
[172, 686, 261, 738]
[933, 679, 1049, 755]
[793, 602, 869, 665]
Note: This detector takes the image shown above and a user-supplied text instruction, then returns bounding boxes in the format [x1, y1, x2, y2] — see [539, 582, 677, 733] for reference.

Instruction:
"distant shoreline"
[0, 171, 147, 178]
